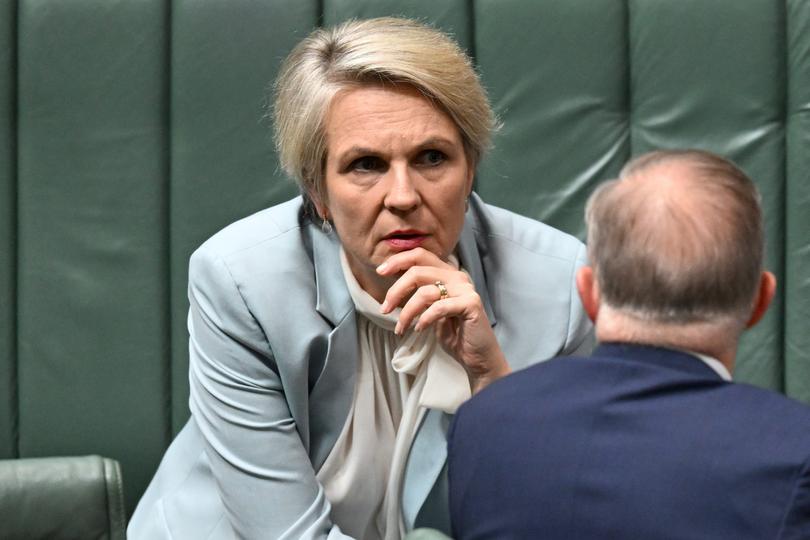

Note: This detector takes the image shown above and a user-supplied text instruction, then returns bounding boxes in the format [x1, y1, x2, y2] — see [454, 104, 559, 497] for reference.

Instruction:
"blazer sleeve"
[562, 242, 595, 356]
[187, 248, 352, 540]
[779, 455, 810, 540]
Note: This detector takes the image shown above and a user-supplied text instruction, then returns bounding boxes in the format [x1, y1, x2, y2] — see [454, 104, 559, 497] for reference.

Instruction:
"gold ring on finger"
[434, 280, 449, 300]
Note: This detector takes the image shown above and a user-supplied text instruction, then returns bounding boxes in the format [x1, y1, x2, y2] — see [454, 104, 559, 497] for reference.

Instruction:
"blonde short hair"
[272, 17, 497, 212]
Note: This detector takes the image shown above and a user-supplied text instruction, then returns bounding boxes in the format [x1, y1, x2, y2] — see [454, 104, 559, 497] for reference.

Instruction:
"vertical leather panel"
[629, 0, 785, 391]
[323, 0, 472, 52]
[475, 0, 629, 237]
[785, 0, 810, 404]
[0, 0, 16, 458]
[17, 0, 169, 515]
[170, 0, 318, 434]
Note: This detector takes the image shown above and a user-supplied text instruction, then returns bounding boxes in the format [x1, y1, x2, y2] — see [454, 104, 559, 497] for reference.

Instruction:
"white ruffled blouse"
[316, 249, 471, 540]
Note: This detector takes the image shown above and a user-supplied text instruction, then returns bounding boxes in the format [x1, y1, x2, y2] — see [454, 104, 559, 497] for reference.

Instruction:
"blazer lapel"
[403, 200, 496, 528]
[312, 225, 352, 326]
[307, 225, 359, 469]
[401, 409, 453, 530]
[458, 195, 496, 326]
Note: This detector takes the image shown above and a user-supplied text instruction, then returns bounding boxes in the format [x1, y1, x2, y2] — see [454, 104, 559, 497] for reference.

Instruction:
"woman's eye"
[418, 150, 446, 167]
[350, 156, 382, 173]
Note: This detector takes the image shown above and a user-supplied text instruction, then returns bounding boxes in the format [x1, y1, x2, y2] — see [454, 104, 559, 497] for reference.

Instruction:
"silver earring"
[321, 218, 333, 234]
[465, 197, 470, 212]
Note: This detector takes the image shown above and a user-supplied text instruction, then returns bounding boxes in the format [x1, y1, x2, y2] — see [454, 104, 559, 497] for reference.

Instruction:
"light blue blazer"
[128, 194, 593, 539]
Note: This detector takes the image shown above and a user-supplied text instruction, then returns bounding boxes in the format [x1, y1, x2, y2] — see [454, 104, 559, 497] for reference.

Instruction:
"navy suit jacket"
[448, 343, 810, 539]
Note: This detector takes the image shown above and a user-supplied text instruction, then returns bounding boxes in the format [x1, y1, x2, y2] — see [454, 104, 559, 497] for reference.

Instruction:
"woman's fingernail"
[377, 262, 388, 273]
[394, 322, 402, 335]
[380, 300, 389, 313]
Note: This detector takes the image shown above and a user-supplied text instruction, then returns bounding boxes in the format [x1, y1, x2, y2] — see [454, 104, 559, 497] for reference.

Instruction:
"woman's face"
[317, 84, 473, 302]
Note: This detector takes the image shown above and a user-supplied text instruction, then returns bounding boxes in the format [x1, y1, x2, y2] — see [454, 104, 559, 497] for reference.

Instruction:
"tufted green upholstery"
[0, 455, 126, 540]
[1, 0, 808, 518]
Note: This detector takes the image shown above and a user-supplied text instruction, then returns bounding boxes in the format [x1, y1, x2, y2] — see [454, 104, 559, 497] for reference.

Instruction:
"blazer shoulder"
[186, 197, 318, 313]
[192, 197, 305, 261]
[470, 195, 585, 265]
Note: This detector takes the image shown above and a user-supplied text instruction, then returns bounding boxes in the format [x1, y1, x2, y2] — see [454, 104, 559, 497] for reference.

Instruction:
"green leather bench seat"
[0, 455, 126, 540]
[1, 0, 809, 516]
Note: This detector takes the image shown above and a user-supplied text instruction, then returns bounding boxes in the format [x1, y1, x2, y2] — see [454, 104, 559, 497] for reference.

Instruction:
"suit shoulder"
[727, 382, 810, 426]
[471, 196, 585, 264]
[459, 355, 587, 415]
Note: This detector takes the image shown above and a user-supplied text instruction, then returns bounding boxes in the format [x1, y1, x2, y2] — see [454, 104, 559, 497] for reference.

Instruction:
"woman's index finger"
[376, 247, 453, 276]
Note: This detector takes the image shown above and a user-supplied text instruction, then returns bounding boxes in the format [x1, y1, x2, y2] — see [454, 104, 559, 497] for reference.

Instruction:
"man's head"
[577, 149, 776, 364]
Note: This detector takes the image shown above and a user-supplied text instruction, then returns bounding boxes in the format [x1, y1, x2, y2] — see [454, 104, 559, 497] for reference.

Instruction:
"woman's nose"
[383, 165, 420, 212]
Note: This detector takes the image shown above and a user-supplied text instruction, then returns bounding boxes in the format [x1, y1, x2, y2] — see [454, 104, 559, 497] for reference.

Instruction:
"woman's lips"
[383, 231, 428, 250]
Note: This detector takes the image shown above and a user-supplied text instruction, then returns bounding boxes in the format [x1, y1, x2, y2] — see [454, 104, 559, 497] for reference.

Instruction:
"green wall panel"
[475, 0, 629, 238]
[0, 0, 16, 458]
[785, 0, 810, 404]
[170, 0, 318, 434]
[17, 0, 170, 515]
[629, 0, 785, 391]
[323, 0, 472, 53]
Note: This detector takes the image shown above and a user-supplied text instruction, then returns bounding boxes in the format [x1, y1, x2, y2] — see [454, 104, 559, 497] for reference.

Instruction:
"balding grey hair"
[585, 149, 763, 324]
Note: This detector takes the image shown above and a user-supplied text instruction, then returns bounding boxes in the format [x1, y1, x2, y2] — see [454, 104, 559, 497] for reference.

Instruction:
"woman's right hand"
[377, 248, 510, 393]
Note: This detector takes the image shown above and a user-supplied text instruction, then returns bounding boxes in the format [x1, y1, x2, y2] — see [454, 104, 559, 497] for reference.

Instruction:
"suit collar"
[595, 342, 728, 381]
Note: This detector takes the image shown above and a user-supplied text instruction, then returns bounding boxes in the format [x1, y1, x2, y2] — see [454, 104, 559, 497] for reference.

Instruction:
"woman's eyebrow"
[415, 136, 456, 149]
[332, 146, 386, 169]
[340, 146, 380, 158]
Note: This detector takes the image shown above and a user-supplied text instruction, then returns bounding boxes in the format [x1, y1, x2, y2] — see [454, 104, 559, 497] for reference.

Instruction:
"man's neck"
[595, 307, 739, 374]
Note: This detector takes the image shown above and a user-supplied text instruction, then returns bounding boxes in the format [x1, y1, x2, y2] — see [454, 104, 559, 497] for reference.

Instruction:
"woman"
[129, 17, 592, 540]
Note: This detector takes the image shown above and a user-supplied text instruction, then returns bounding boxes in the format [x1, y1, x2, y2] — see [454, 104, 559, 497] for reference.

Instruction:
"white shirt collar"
[678, 348, 732, 381]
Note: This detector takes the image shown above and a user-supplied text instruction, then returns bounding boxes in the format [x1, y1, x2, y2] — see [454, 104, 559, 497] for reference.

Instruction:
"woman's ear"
[462, 150, 476, 193]
[464, 169, 475, 213]
[576, 266, 600, 323]
[309, 192, 329, 221]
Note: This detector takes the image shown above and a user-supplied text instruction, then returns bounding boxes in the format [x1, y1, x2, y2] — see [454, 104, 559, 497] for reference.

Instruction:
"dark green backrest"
[1, 0, 808, 516]
[0, 455, 126, 540]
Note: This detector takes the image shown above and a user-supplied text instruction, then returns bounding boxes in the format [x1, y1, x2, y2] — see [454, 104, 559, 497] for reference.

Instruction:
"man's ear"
[745, 271, 776, 329]
[576, 266, 600, 323]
